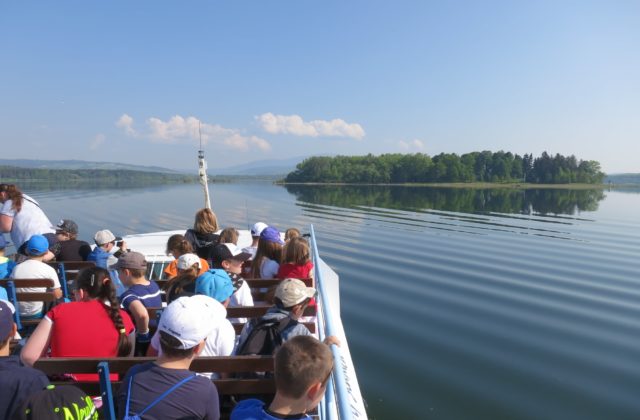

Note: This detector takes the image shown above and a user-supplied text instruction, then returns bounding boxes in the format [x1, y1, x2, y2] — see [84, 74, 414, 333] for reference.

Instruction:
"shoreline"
[277, 182, 620, 189]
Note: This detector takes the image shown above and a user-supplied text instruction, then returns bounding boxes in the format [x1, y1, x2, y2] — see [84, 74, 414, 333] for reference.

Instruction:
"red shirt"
[276, 261, 314, 279]
[46, 300, 135, 380]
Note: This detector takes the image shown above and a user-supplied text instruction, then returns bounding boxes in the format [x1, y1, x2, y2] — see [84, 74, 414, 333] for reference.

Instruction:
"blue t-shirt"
[0, 286, 7, 302]
[231, 399, 310, 420]
[0, 257, 16, 279]
[120, 281, 162, 310]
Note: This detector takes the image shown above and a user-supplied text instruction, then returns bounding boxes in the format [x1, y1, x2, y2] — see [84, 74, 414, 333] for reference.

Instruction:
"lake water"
[19, 182, 640, 419]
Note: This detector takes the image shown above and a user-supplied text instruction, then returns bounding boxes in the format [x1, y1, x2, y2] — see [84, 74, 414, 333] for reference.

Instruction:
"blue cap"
[27, 234, 49, 256]
[0, 235, 6, 249]
[260, 226, 284, 245]
[194, 269, 234, 303]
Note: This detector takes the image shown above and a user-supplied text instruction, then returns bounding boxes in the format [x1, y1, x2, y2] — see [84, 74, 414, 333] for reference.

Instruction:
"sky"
[0, 1, 638, 173]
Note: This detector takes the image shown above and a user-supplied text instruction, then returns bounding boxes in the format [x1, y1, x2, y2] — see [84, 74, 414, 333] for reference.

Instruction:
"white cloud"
[256, 113, 365, 140]
[116, 114, 271, 151]
[398, 139, 425, 151]
[90, 133, 106, 150]
[116, 114, 137, 137]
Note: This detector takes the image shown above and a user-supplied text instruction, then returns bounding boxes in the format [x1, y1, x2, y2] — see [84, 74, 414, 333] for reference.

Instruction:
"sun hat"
[94, 229, 121, 246]
[55, 219, 79, 235]
[260, 226, 284, 245]
[27, 235, 49, 256]
[0, 300, 14, 339]
[211, 243, 251, 268]
[158, 295, 214, 349]
[109, 251, 147, 271]
[177, 253, 201, 270]
[250, 222, 268, 237]
[194, 269, 234, 303]
[275, 278, 316, 308]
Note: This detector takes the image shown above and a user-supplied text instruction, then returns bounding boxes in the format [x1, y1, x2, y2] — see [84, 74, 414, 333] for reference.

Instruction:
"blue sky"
[1, 1, 638, 173]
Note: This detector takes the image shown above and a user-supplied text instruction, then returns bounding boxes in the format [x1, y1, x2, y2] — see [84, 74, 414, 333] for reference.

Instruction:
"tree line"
[284, 151, 606, 184]
[0, 166, 195, 184]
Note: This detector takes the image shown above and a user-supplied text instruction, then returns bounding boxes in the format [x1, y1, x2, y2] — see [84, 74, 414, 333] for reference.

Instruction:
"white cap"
[276, 278, 316, 308]
[177, 253, 201, 270]
[251, 222, 268, 237]
[94, 229, 118, 245]
[158, 296, 216, 349]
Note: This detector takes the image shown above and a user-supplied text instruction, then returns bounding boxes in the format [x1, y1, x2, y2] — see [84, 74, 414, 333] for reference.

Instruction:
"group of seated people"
[1, 205, 335, 420]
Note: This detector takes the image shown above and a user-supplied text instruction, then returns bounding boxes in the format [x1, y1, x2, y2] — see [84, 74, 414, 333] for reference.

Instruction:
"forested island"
[284, 151, 606, 185]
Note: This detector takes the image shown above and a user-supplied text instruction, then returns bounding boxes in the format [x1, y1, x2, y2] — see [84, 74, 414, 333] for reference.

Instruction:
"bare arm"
[128, 300, 150, 333]
[21, 318, 53, 366]
[52, 288, 63, 300]
[0, 214, 12, 233]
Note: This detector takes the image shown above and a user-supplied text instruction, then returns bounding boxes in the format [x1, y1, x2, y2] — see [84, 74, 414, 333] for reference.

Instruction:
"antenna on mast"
[197, 121, 212, 210]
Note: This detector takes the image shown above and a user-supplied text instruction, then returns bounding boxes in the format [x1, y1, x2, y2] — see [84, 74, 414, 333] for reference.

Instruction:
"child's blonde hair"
[284, 228, 300, 242]
[282, 237, 310, 265]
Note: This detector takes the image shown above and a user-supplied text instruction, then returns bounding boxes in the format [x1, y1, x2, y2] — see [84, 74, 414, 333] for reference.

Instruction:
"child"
[210, 243, 254, 308]
[163, 234, 209, 279]
[218, 227, 239, 245]
[277, 237, 314, 280]
[242, 222, 268, 260]
[0, 235, 16, 279]
[116, 296, 220, 419]
[113, 252, 161, 354]
[231, 335, 334, 420]
[284, 227, 300, 242]
[250, 226, 284, 279]
[10, 235, 62, 318]
[164, 253, 200, 303]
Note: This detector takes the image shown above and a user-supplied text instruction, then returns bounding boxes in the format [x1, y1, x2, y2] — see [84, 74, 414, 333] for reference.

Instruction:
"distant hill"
[213, 156, 308, 176]
[0, 159, 181, 174]
[605, 173, 640, 184]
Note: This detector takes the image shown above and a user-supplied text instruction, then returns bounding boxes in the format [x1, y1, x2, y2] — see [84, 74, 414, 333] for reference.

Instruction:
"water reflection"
[284, 185, 606, 215]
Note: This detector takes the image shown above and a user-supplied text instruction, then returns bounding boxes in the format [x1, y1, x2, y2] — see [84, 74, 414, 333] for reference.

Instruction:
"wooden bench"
[47, 261, 96, 299]
[0, 278, 57, 330]
[34, 356, 276, 419]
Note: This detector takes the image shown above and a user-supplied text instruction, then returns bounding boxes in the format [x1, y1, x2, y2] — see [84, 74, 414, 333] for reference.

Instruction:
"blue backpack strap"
[126, 373, 197, 417]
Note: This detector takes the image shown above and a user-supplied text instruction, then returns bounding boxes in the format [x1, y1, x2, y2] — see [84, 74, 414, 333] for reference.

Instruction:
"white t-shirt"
[0, 194, 54, 249]
[241, 245, 257, 259]
[11, 259, 61, 316]
[260, 258, 279, 279]
[229, 280, 254, 324]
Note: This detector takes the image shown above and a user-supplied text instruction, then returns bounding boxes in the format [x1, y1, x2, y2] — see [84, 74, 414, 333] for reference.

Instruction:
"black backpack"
[236, 316, 298, 356]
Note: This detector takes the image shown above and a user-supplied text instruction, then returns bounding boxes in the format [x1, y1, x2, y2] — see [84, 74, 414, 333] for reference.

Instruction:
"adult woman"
[21, 267, 135, 373]
[163, 234, 209, 279]
[184, 208, 220, 263]
[0, 184, 55, 252]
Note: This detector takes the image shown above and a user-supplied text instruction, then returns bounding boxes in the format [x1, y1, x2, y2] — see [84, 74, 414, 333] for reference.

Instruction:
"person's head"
[211, 243, 251, 274]
[251, 222, 268, 239]
[55, 219, 79, 241]
[165, 234, 193, 258]
[75, 267, 131, 356]
[0, 300, 17, 353]
[285, 228, 301, 242]
[93, 229, 121, 251]
[0, 183, 22, 210]
[219, 227, 239, 245]
[177, 253, 200, 276]
[110, 251, 147, 285]
[250, 227, 284, 277]
[274, 336, 333, 410]
[157, 295, 213, 359]
[194, 269, 234, 306]
[282, 237, 310, 265]
[26, 234, 49, 258]
[274, 278, 316, 318]
[193, 208, 218, 234]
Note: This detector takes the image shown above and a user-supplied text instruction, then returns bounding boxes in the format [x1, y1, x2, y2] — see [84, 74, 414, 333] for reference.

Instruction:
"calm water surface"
[22, 182, 640, 420]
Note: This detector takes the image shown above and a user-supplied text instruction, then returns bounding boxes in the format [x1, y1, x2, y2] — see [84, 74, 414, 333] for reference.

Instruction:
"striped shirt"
[120, 281, 162, 310]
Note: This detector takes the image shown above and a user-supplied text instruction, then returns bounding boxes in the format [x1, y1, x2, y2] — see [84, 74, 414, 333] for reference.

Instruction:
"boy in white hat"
[116, 296, 220, 419]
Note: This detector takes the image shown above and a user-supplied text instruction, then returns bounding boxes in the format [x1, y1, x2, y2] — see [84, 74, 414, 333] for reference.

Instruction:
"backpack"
[236, 316, 298, 356]
[123, 371, 195, 420]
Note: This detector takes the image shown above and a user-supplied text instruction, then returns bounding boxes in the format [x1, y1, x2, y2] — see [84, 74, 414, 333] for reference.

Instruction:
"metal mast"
[198, 122, 212, 210]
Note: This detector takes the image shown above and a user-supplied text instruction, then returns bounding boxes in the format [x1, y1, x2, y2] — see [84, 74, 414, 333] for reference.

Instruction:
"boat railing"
[309, 224, 363, 420]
